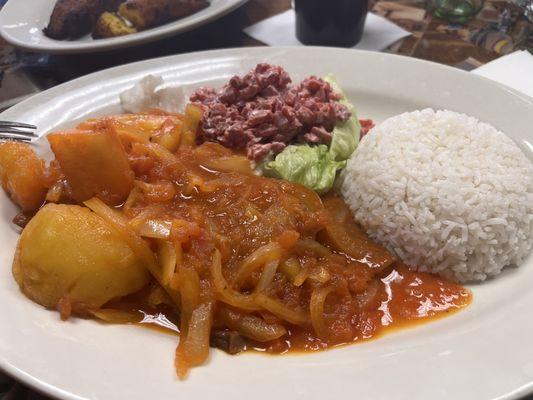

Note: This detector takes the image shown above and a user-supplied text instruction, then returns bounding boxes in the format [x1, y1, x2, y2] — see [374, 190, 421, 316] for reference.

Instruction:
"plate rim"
[0, 0, 249, 54]
[1, 46, 533, 400]
[1, 46, 531, 118]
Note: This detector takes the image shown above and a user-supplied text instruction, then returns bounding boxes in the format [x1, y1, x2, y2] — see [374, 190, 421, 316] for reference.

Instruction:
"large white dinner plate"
[0, 0, 248, 54]
[1, 47, 533, 400]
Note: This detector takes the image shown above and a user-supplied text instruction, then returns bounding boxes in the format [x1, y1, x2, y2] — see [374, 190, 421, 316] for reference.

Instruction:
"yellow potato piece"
[13, 203, 150, 314]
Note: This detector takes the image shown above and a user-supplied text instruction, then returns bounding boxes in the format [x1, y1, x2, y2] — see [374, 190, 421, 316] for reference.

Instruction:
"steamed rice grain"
[341, 108, 533, 282]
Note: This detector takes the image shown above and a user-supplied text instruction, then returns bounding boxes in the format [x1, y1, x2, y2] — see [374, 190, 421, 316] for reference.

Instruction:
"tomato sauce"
[102, 138, 472, 356]
[2, 110, 473, 378]
[121, 264, 470, 354]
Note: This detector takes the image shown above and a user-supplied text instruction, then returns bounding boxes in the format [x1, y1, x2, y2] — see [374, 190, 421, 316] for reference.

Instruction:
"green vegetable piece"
[266, 145, 346, 194]
[324, 74, 361, 161]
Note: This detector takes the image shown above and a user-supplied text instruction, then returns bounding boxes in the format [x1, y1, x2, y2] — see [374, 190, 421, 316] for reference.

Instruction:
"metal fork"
[0, 121, 38, 142]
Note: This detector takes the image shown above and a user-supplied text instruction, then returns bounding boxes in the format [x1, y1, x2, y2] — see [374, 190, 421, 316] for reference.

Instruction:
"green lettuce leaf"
[263, 75, 360, 194]
[266, 145, 346, 194]
[324, 74, 361, 161]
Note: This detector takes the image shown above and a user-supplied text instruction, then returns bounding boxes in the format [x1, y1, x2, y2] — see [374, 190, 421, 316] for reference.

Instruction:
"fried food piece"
[118, 0, 209, 30]
[0, 142, 47, 212]
[93, 11, 137, 38]
[13, 204, 150, 316]
[48, 128, 134, 205]
[43, 0, 122, 40]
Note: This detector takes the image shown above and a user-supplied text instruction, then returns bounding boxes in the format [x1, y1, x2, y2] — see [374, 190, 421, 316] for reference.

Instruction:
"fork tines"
[0, 121, 38, 142]
[0, 134, 34, 142]
[0, 121, 36, 129]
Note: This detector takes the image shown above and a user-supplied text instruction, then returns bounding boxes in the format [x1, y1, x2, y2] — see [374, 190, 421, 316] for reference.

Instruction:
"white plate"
[0, 0, 248, 54]
[1, 47, 533, 400]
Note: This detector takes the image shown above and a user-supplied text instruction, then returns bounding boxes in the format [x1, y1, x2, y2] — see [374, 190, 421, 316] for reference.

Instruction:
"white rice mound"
[341, 108, 533, 282]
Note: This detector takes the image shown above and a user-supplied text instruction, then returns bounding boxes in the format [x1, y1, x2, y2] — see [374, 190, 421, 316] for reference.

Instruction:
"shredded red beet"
[190, 63, 351, 161]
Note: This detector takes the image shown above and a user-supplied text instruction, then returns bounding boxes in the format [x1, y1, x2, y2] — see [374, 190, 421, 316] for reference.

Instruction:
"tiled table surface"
[1, 0, 532, 110]
[0, 0, 532, 398]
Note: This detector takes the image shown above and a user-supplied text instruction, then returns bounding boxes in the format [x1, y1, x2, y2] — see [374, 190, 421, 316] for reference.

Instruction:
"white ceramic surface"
[1, 47, 533, 400]
[0, 0, 248, 54]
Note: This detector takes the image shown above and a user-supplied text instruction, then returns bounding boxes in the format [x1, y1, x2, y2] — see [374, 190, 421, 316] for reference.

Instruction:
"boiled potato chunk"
[0, 142, 47, 212]
[13, 203, 150, 314]
[48, 129, 134, 205]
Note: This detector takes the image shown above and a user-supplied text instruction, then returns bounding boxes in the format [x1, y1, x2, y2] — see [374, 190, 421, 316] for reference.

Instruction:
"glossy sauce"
[249, 265, 470, 353]
[117, 264, 471, 354]
[87, 134, 471, 358]
[101, 140, 472, 356]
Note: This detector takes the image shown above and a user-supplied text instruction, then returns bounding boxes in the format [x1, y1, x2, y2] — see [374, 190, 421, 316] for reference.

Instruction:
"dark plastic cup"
[295, 0, 369, 47]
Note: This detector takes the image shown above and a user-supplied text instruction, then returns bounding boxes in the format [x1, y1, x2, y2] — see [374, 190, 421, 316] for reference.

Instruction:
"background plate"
[1, 47, 533, 400]
[0, 0, 248, 54]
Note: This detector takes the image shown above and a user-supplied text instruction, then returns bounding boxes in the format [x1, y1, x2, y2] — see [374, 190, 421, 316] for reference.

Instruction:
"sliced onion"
[201, 156, 254, 176]
[254, 260, 279, 293]
[178, 265, 200, 337]
[147, 285, 172, 307]
[84, 197, 129, 227]
[184, 172, 216, 194]
[136, 219, 173, 239]
[308, 267, 331, 284]
[293, 269, 309, 287]
[156, 240, 177, 285]
[90, 309, 143, 324]
[279, 258, 301, 281]
[122, 187, 143, 211]
[175, 302, 213, 379]
[310, 286, 336, 340]
[126, 203, 165, 229]
[295, 238, 332, 258]
[218, 307, 286, 342]
[134, 180, 176, 202]
[211, 250, 260, 311]
[144, 142, 181, 164]
[255, 293, 308, 325]
[233, 242, 283, 288]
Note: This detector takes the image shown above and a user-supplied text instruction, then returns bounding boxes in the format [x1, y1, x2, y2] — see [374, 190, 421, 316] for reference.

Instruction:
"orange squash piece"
[48, 128, 134, 205]
[0, 141, 47, 212]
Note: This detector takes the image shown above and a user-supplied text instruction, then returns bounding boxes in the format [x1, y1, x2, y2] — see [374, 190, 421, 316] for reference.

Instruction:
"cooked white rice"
[120, 75, 187, 114]
[341, 108, 533, 282]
